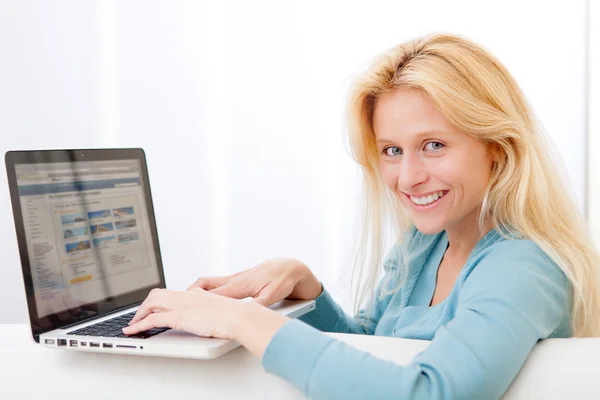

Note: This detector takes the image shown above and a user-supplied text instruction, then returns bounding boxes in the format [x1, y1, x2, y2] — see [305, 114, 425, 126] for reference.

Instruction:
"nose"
[397, 152, 428, 192]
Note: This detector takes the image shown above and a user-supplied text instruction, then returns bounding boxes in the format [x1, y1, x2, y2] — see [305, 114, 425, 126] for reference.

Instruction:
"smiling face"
[373, 88, 495, 235]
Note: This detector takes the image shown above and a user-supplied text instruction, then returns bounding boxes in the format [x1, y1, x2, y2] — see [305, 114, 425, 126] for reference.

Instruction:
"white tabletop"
[1, 324, 599, 399]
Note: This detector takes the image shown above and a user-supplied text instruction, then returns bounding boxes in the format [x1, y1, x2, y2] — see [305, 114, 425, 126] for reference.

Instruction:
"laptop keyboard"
[66, 311, 170, 339]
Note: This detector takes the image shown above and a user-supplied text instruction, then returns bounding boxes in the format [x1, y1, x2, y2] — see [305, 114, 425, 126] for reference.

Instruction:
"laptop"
[5, 148, 315, 359]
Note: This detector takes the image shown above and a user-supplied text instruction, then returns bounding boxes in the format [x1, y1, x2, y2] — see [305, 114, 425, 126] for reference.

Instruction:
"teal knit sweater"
[262, 227, 571, 399]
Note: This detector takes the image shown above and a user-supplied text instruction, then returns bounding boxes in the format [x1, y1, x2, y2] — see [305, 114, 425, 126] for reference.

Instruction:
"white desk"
[1, 324, 599, 399]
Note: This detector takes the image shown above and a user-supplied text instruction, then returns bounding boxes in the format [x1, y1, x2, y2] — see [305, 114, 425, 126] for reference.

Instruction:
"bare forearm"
[231, 302, 289, 359]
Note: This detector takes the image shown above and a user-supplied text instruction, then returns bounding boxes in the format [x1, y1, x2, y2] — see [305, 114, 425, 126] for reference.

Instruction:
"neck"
[444, 209, 494, 262]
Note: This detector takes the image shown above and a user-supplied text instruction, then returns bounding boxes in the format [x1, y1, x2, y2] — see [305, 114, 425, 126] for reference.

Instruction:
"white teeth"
[410, 190, 446, 206]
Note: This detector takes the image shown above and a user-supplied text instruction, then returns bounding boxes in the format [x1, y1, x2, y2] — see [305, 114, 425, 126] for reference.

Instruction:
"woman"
[123, 33, 600, 399]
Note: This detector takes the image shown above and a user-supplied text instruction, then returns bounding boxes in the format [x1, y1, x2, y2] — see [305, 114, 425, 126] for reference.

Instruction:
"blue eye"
[425, 141, 444, 151]
[382, 147, 403, 156]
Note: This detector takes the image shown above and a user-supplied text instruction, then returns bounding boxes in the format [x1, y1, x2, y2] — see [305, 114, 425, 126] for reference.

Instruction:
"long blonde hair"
[345, 33, 600, 337]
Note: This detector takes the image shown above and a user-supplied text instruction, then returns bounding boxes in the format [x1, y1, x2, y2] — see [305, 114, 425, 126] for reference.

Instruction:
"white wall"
[588, 0, 600, 247]
[0, 0, 588, 323]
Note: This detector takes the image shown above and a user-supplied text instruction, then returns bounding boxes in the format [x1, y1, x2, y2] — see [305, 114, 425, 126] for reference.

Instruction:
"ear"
[486, 142, 501, 163]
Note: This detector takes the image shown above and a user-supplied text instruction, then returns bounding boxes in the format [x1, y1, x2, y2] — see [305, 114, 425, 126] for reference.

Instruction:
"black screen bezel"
[5, 148, 167, 342]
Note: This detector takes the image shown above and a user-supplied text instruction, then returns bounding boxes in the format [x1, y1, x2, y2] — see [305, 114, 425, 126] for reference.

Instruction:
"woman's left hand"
[123, 288, 246, 340]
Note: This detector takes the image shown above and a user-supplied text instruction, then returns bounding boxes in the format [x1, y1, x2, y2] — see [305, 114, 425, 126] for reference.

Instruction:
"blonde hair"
[345, 33, 600, 337]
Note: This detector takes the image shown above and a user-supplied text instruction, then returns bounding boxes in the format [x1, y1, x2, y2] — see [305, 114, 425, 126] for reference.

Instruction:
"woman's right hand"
[187, 257, 323, 307]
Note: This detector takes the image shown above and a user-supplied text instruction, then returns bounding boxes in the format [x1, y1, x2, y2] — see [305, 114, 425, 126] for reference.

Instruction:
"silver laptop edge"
[6, 149, 316, 360]
[40, 299, 315, 359]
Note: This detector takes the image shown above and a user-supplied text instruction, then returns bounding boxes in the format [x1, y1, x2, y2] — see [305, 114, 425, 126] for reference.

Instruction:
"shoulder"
[459, 238, 570, 330]
[465, 238, 567, 285]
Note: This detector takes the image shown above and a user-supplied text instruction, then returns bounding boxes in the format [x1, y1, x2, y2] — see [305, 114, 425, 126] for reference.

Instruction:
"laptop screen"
[6, 149, 165, 339]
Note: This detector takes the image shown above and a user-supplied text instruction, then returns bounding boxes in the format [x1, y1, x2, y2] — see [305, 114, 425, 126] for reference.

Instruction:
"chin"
[412, 220, 446, 236]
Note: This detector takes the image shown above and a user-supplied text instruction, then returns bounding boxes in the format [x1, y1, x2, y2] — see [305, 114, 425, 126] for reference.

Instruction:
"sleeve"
[298, 244, 403, 335]
[262, 240, 570, 400]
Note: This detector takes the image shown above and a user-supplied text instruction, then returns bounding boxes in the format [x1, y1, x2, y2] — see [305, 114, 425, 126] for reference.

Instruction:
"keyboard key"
[65, 312, 169, 338]
[104, 329, 125, 337]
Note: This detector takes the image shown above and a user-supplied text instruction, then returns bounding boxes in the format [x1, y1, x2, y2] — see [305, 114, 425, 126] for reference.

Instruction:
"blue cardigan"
[261, 227, 572, 399]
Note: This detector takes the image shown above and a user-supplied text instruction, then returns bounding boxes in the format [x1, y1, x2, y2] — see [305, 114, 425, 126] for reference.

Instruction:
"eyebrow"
[375, 130, 453, 144]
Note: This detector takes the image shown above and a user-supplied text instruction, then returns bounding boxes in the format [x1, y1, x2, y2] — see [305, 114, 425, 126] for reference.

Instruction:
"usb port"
[44, 339, 55, 345]
[103, 343, 113, 348]
[81, 342, 87, 347]
[90, 342, 100, 348]
[69, 340, 78, 347]
[57, 339, 67, 347]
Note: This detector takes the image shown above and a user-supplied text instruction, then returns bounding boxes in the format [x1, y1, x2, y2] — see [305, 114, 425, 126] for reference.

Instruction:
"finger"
[123, 312, 176, 335]
[254, 286, 278, 306]
[210, 282, 256, 299]
[129, 289, 168, 325]
[255, 279, 291, 306]
[187, 276, 228, 291]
